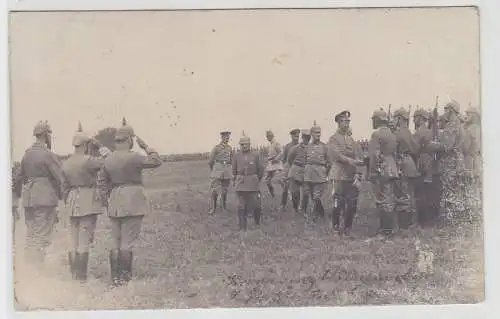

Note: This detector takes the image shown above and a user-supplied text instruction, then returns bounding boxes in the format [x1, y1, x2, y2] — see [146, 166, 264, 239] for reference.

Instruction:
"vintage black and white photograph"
[8, 7, 483, 311]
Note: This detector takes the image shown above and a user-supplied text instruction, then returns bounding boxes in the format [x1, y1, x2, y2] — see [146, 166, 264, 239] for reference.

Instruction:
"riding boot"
[68, 251, 77, 279]
[109, 249, 121, 287]
[316, 200, 325, 219]
[301, 194, 309, 217]
[280, 189, 288, 210]
[254, 208, 261, 226]
[119, 250, 133, 284]
[238, 207, 247, 231]
[221, 192, 228, 211]
[267, 184, 275, 198]
[332, 207, 342, 231]
[76, 252, 89, 282]
[209, 193, 218, 215]
[291, 193, 299, 212]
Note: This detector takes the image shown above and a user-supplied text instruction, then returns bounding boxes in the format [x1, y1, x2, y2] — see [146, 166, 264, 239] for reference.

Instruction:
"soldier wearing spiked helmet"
[61, 122, 112, 281]
[207, 130, 234, 215]
[303, 121, 333, 221]
[368, 108, 399, 238]
[232, 131, 265, 231]
[97, 117, 162, 286]
[12, 120, 67, 268]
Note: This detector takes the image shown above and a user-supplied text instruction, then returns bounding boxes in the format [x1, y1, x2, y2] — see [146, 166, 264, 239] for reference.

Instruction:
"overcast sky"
[9, 7, 479, 160]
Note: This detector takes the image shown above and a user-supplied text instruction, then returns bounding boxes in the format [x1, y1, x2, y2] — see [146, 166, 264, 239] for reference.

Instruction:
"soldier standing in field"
[61, 122, 111, 281]
[412, 109, 439, 227]
[429, 100, 468, 225]
[13, 120, 67, 267]
[463, 106, 482, 221]
[304, 122, 333, 222]
[232, 132, 265, 231]
[327, 111, 365, 236]
[98, 118, 162, 287]
[392, 107, 419, 232]
[207, 131, 233, 215]
[264, 130, 284, 209]
[368, 109, 399, 238]
[287, 129, 312, 214]
[279, 129, 301, 212]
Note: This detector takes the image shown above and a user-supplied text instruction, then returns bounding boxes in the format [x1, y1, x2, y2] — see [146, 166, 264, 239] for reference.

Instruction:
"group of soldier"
[207, 99, 481, 238]
[10, 98, 481, 288]
[11, 118, 162, 287]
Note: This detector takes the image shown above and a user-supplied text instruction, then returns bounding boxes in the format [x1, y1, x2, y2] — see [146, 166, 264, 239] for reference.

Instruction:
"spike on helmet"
[115, 117, 135, 141]
[239, 130, 250, 144]
[311, 120, 321, 133]
[72, 121, 91, 146]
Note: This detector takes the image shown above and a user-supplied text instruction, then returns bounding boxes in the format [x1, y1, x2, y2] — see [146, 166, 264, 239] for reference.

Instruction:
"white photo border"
[2, 0, 499, 319]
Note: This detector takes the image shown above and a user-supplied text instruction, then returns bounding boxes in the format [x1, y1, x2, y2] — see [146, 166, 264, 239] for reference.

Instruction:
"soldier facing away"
[208, 131, 234, 215]
[304, 122, 333, 222]
[13, 120, 67, 267]
[287, 129, 312, 214]
[61, 122, 111, 281]
[368, 109, 399, 238]
[232, 133, 265, 231]
[264, 130, 284, 208]
[328, 111, 365, 236]
[412, 108, 440, 227]
[280, 129, 301, 212]
[98, 118, 162, 287]
[392, 107, 419, 232]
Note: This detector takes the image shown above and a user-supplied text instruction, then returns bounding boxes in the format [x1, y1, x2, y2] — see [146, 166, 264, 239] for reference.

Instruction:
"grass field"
[13, 160, 484, 310]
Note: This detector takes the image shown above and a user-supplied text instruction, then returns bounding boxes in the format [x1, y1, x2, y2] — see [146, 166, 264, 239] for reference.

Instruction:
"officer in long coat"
[327, 111, 365, 235]
[208, 131, 233, 215]
[279, 129, 300, 212]
[61, 122, 111, 281]
[13, 120, 67, 266]
[429, 100, 468, 225]
[304, 122, 333, 221]
[368, 109, 399, 238]
[232, 133, 265, 231]
[98, 118, 162, 286]
[392, 107, 419, 231]
[412, 109, 440, 227]
[287, 129, 312, 214]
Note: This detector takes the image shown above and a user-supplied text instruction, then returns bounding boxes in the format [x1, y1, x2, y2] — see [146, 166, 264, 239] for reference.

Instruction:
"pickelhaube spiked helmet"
[33, 120, 52, 136]
[413, 108, 431, 119]
[115, 117, 135, 141]
[393, 107, 410, 120]
[371, 108, 388, 121]
[444, 99, 460, 113]
[465, 107, 480, 116]
[239, 131, 250, 144]
[311, 120, 321, 133]
[72, 121, 91, 146]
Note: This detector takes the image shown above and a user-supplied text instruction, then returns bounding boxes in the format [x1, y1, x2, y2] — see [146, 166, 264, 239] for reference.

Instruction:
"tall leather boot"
[280, 188, 288, 211]
[68, 251, 77, 279]
[254, 207, 262, 226]
[291, 192, 300, 212]
[75, 252, 89, 281]
[221, 192, 228, 211]
[209, 193, 218, 215]
[267, 183, 275, 198]
[301, 194, 309, 217]
[238, 207, 247, 231]
[332, 207, 342, 231]
[119, 250, 133, 284]
[315, 199, 325, 220]
[109, 249, 121, 287]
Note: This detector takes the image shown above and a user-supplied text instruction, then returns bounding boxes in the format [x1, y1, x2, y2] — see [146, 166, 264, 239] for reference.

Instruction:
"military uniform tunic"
[368, 126, 398, 235]
[14, 141, 67, 262]
[304, 141, 332, 200]
[99, 146, 162, 249]
[209, 143, 233, 180]
[393, 126, 419, 229]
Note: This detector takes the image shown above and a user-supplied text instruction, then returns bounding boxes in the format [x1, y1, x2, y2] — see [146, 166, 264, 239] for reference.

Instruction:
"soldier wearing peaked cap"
[429, 100, 468, 225]
[412, 108, 440, 227]
[12, 120, 67, 267]
[61, 122, 112, 281]
[264, 130, 285, 209]
[97, 118, 162, 287]
[304, 122, 333, 222]
[392, 107, 419, 232]
[327, 111, 365, 236]
[463, 106, 482, 221]
[279, 128, 301, 212]
[207, 131, 234, 215]
[368, 109, 399, 238]
[287, 129, 312, 214]
[232, 132, 265, 231]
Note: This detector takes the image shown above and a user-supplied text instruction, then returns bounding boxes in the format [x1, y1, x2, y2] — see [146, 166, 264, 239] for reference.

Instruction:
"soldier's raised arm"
[136, 136, 162, 169]
[47, 153, 69, 200]
[86, 139, 112, 170]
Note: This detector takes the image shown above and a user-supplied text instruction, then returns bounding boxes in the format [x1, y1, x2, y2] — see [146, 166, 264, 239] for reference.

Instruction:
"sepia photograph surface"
[9, 7, 483, 311]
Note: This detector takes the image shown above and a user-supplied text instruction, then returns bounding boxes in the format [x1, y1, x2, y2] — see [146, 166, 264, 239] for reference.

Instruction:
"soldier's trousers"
[69, 214, 98, 253]
[414, 175, 442, 227]
[289, 179, 305, 211]
[264, 170, 285, 198]
[109, 216, 144, 250]
[209, 178, 231, 210]
[236, 191, 262, 230]
[371, 178, 396, 235]
[304, 182, 327, 218]
[24, 206, 58, 263]
[332, 180, 359, 230]
[394, 177, 415, 229]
